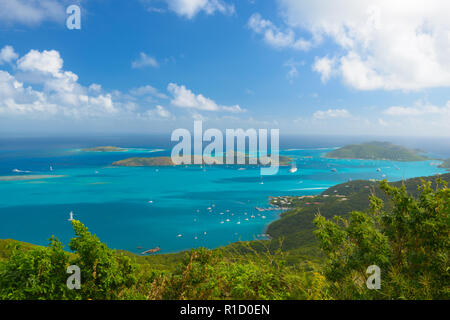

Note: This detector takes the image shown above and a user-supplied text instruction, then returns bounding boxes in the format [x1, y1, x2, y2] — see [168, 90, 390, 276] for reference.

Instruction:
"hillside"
[267, 173, 450, 252]
[0, 239, 39, 261]
[325, 141, 428, 161]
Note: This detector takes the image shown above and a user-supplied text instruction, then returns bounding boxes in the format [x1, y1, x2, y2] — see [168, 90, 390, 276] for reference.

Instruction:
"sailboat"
[289, 161, 298, 173]
[50, 166, 53, 172]
[68, 211, 74, 222]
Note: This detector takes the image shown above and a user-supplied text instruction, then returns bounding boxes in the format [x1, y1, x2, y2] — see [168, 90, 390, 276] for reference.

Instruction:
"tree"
[68, 220, 138, 299]
[0, 237, 73, 300]
[0, 220, 138, 300]
[314, 179, 449, 299]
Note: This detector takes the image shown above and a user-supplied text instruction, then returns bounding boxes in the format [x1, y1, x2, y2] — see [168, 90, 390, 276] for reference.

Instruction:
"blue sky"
[0, 0, 449, 136]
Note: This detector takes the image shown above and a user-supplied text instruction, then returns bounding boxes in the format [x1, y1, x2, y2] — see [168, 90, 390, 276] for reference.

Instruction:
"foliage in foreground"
[0, 179, 448, 300]
[315, 179, 449, 299]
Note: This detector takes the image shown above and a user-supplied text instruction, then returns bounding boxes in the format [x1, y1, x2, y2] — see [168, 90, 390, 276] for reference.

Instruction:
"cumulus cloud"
[312, 56, 335, 83]
[17, 49, 64, 76]
[151, 0, 235, 19]
[132, 52, 159, 69]
[313, 108, 350, 119]
[273, 0, 450, 91]
[248, 13, 312, 50]
[167, 83, 245, 113]
[0, 47, 177, 120]
[0, 46, 247, 130]
[0, 0, 65, 26]
[0, 45, 19, 64]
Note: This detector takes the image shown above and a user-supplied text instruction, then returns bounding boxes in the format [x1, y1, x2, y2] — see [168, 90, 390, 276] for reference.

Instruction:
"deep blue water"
[0, 135, 447, 254]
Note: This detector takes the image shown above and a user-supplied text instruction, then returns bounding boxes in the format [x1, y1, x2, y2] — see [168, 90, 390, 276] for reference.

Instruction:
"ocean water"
[0, 136, 446, 254]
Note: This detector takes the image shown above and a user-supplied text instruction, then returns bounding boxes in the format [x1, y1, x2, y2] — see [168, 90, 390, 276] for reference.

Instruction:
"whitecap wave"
[12, 169, 31, 173]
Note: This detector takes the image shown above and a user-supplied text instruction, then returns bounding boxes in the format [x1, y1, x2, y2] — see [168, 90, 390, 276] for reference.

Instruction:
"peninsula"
[325, 141, 428, 161]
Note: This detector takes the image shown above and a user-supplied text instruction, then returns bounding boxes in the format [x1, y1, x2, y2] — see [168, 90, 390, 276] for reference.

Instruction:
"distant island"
[112, 157, 175, 167]
[82, 146, 127, 152]
[325, 141, 429, 161]
[439, 159, 450, 169]
[112, 154, 292, 167]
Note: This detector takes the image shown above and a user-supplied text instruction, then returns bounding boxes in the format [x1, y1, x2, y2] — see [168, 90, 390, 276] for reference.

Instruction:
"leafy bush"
[0, 221, 138, 300]
[314, 179, 449, 299]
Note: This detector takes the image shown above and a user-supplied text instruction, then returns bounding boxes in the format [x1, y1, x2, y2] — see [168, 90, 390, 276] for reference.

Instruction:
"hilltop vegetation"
[0, 174, 448, 300]
[268, 173, 450, 253]
[112, 157, 175, 167]
[325, 141, 428, 161]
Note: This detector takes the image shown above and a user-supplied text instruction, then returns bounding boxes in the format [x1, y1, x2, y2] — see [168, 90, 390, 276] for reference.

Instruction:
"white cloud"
[0, 46, 251, 133]
[132, 52, 159, 69]
[276, 0, 450, 90]
[0, 0, 65, 26]
[167, 83, 245, 113]
[313, 108, 350, 119]
[142, 105, 172, 119]
[384, 101, 450, 116]
[89, 83, 102, 92]
[164, 0, 235, 19]
[154, 105, 171, 118]
[248, 13, 312, 50]
[0, 45, 19, 64]
[312, 56, 335, 83]
[17, 49, 64, 76]
[130, 85, 168, 99]
[0, 47, 136, 118]
[221, 105, 246, 113]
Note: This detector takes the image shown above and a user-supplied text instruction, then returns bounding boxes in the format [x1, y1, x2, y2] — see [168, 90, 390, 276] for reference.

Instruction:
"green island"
[112, 156, 175, 166]
[1, 172, 448, 300]
[82, 146, 128, 152]
[112, 154, 292, 167]
[439, 159, 450, 169]
[325, 141, 429, 161]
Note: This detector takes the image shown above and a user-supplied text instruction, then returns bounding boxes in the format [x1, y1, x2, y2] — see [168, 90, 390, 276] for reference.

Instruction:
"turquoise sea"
[0, 136, 446, 254]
